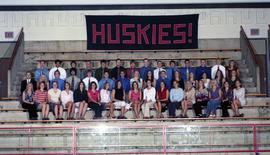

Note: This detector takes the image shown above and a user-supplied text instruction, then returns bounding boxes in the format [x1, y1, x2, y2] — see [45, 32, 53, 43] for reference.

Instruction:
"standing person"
[81, 61, 95, 79]
[156, 81, 169, 118]
[221, 81, 233, 117]
[49, 59, 67, 81]
[207, 80, 222, 118]
[153, 61, 165, 80]
[156, 70, 171, 90]
[66, 68, 80, 91]
[180, 81, 195, 118]
[21, 71, 37, 95]
[111, 59, 126, 80]
[73, 82, 88, 120]
[100, 82, 113, 118]
[35, 60, 49, 82]
[95, 60, 109, 81]
[232, 80, 246, 117]
[193, 80, 209, 118]
[82, 70, 99, 90]
[130, 70, 143, 90]
[111, 81, 129, 119]
[166, 60, 179, 82]
[168, 81, 184, 118]
[48, 81, 63, 120]
[142, 80, 156, 119]
[67, 61, 81, 78]
[61, 82, 75, 120]
[211, 58, 226, 80]
[127, 60, 138, 79]
[129, 81, 142, 119]
[180, 59, 195, 81]
[98, 70, 114, 91]
[143, 70, 156, 89]
[172, 70, 185, 90]
[33, 81, 49, 120]
[88, 82, 102, 119]
[196, 59, 211, 81]
[21, 83, 38, 120]
[140, 58, 153, 81]
[50, 70, 65, 91]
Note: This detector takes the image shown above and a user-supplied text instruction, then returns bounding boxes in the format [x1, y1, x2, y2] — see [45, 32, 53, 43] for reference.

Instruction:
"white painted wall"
[0, 8, 269, 41]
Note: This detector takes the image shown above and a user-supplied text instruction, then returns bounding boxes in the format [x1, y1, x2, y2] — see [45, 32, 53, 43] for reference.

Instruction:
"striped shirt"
[34, 90, 48, 103]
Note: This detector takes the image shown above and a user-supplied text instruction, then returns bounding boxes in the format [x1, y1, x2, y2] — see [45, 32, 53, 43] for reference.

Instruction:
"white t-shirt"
[48, 89, 61, 103]
[100, 89, 111, 103]
[82, 77, 99, 90]
[211, 65, 226, 79]
[143, 87, 156, 102]
[61, 90, 74, 105]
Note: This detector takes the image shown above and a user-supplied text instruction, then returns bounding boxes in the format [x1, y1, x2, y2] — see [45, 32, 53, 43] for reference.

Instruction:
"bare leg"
[54, 105, 59, 119]
[82, 103, 88, 119]
[45, 104, 49, 118]
[59, 105, 63, 118]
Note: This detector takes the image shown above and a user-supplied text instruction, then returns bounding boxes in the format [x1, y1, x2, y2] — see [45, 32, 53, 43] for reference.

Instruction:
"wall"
[0, 8, 270, 41]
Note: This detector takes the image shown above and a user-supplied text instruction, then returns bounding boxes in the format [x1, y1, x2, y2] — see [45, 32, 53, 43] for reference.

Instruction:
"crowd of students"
[20, 58, 246, 120]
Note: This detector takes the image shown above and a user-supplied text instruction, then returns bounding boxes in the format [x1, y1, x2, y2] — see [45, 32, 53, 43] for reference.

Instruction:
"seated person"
[111, 81, 129, 119]
[172, 70, 184, 90]
[221, 81, 233, 117]
[50, 70, 65, 91]
[168, 81, 184, 118]
[100, 82, 113, 118]
[65, 68, 80, 91]
[88, 82, 102, 119]
[33, 81, 49, 120]
[180, 81, 195, 118]
[48, 81, 63, 120]
[129, 81, 142, 119]
[188, 72, 197, 88]
[232, 80, 246, 117]
[73, 82, 88, 120]
[193, 80, 209, 118]
[201, 72, 210, 89]
[207, 80, 222, 118]
[21, 83, 38, 120]
[142, 80, 156, 119]
[228, 70, 240, 89]
[49, 59, 67, 81]
[38, 74, 49, 89]
[214, 70, 226, 88]
[156, 81, 169, 118]
[61, 82, 75, 120]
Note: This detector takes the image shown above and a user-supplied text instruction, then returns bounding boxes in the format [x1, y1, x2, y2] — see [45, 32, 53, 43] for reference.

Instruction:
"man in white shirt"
[82, 70, 99, 90]
[142, 80, 156, 119]
[154, 61, 165, 80]
[211, 58, 226, 79]
[49, 60, 67, 81]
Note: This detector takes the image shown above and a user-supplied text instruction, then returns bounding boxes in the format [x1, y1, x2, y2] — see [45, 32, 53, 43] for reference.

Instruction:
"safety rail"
[0, 123, 268, 154]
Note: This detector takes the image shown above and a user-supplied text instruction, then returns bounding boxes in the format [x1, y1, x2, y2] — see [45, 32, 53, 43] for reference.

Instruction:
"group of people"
[20, 58, 246, 120]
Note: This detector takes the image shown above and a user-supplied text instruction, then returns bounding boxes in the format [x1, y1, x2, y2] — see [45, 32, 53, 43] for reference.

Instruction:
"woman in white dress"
[232, 80, 246, 117]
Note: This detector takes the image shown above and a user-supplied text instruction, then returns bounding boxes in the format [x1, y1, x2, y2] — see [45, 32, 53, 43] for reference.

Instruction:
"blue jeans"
[207, 99, 220, 116]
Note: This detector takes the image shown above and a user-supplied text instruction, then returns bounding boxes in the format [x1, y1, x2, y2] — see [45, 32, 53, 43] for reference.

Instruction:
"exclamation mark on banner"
[188, 23, 192, 43]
